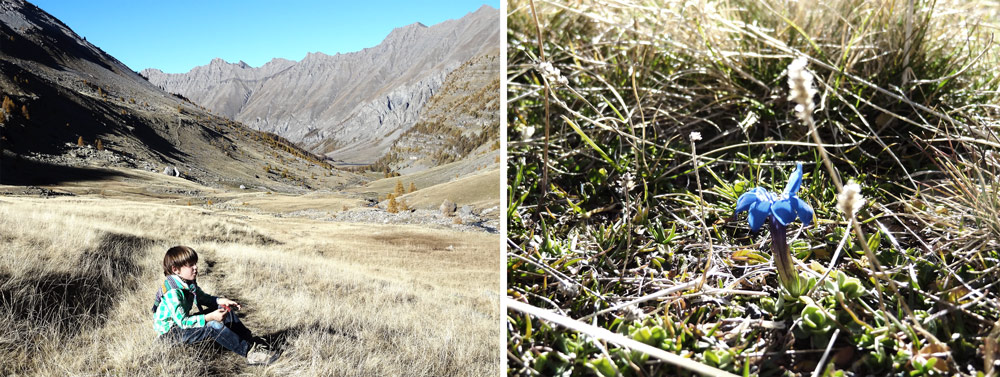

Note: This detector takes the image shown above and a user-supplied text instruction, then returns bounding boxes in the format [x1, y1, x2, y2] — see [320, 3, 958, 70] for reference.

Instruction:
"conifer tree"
[1, 96, 14, 119]
[387, 196, 399, 213]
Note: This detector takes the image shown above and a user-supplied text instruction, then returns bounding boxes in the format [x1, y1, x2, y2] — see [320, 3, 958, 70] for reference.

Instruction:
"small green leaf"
[585, 357, 618, 377]
[867, 231, 881, 253]
[801, 304, 833, 334]
[839, 275, 864, 299]
[562, 116, 622, 172]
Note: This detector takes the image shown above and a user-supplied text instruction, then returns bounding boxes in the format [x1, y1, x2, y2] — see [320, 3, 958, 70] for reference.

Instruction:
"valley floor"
[0, 173, 501, 376]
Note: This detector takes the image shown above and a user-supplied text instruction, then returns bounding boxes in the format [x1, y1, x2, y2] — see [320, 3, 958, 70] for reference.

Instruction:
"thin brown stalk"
[800, 70, 941, 345]
[528, 0, 551, 208]
[691, 136, 715, 290]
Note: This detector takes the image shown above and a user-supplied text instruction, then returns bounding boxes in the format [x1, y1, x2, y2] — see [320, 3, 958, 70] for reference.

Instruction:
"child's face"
[172, 263, 198, 281]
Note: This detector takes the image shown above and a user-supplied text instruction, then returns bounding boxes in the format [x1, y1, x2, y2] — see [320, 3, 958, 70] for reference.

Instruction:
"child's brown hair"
[163, 246, 198, 276]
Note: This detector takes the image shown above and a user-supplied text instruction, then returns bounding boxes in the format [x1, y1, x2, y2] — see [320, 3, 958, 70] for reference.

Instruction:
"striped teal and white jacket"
[152, 275, 218, 335]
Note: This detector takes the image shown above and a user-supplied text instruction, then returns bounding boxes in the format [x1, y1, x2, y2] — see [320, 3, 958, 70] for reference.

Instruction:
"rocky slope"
[374, 51, 500, 174]
[141, 5, 500, 164]
[0, 0, 351, 192]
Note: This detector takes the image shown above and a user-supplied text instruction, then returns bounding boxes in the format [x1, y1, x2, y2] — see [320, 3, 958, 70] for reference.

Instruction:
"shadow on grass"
[0, 233, 151, 334]
[257, 323, 359, 354]
[467, 219, 498, 233]
[195, 231, 283, 246]
[0, 154, 134, 186]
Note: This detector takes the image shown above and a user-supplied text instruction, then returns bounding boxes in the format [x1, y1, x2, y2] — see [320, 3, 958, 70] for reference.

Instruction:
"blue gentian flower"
[732, 162, 815, 297]
[733, 162, 814, 232]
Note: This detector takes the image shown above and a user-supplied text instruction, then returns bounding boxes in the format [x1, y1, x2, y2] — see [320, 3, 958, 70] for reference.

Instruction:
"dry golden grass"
[0, 195, 499, 376]
[395, 169, 500, 211]
[230, 191, 367, 214]
[359, 150, 500, 207]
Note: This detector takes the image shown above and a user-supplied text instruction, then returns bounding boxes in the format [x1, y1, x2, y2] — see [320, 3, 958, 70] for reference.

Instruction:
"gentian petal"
[747, 199, 771, 232]
[734, 187, 765, 215]
[794, 197, 814, 227]
[782, 163, 804, 196]
[771, 197, 796, 226]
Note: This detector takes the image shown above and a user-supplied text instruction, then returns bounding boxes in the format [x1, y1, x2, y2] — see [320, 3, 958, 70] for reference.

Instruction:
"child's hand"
[205, 308, 227, 322]
[217, 297, 241, 311]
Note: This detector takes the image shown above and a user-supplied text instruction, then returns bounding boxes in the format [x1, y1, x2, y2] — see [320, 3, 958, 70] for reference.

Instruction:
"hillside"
[372, 51, 500, 174]
[0, 0, 352, 192]
[141, 6, 500, 165]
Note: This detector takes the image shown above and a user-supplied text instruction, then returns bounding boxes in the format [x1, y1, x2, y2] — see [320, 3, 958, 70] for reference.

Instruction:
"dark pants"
[161, 310, 254, 357]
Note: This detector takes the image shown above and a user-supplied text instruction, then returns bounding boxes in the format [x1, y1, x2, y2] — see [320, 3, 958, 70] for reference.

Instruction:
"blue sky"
[31, 0, 500, 73]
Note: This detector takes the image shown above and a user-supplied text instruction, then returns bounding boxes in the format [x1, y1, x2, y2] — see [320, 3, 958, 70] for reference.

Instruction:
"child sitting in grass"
[152, 245, 278, 365]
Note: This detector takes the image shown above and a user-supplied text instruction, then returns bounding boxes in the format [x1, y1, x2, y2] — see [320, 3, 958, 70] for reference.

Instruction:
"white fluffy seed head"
[538, 61, 568, 87]
[837, 181, 866, 215]
[520, 125, 535, 141]
[689, 131, 702, 141]
[787, 57, 817, 121]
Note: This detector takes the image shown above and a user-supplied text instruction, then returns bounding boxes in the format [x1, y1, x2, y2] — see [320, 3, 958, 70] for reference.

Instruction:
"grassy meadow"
[508, 0, 999, 376]
[0, 193, 499, 376]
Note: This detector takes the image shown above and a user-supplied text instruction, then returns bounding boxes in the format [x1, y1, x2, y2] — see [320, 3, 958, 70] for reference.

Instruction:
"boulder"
[459, 205, 473, 217]
[163, 166, 180, 177]
[440, 199, 457, 217]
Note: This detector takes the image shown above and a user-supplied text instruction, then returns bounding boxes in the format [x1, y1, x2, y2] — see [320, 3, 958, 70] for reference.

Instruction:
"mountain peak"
[143, 5, 500, 164]
[386, 22, 428, 40]
[205, 57, 253, 70]
[302, 51, 330, 62]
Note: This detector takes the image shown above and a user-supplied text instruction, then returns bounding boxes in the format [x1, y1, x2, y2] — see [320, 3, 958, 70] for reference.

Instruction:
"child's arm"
[159, 289, 206, 328]
[193, 285, 240, 309]
[194, 285, 219, 308]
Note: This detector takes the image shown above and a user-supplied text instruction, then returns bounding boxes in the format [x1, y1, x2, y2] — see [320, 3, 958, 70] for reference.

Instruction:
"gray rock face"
[384, 52, 500, 173]
[141, 5, 499, 164]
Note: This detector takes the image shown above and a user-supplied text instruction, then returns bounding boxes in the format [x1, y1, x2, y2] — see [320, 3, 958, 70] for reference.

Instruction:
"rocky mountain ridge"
[375, 52, 500, 174]
[0, 0, 352, 192]
[141, 5, 500, 164]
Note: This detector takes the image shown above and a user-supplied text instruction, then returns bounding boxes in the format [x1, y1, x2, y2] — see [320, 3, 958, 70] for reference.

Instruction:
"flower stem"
[692, 139, 715, 290]
[768, 220, 801, 297]
[528, 0, 550, 207]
